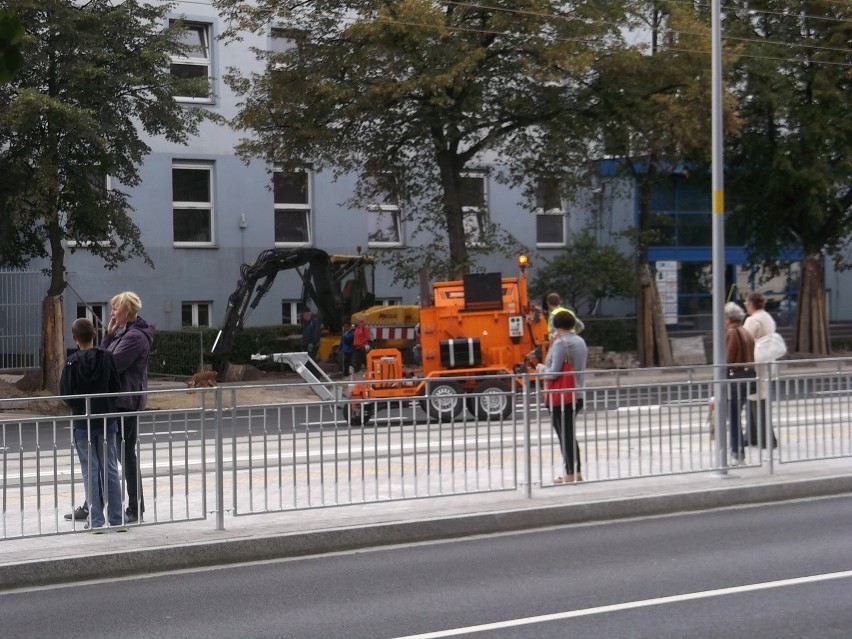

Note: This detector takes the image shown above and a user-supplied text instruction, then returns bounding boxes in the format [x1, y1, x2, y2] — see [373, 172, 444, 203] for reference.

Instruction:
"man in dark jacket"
[101, 291, 154, 523]
[60, 318, 123, 529]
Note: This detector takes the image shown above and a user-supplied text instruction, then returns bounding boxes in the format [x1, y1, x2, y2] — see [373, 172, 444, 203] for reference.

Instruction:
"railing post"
[522, 373, 532, 499]
[214, 385, 225, 531]
[766, 363, 775, 475]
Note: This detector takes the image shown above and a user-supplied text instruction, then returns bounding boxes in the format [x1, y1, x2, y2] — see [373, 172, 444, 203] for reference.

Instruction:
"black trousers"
[551, 403, 580, 475]
[117, 412, 145, 515]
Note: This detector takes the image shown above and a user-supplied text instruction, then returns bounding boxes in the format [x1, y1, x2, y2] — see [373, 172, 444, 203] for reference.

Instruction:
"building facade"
[2, 1, 850, 370]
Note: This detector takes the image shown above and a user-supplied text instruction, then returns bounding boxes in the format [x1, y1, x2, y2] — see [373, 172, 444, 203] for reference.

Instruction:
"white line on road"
[390, 570, 852, 638]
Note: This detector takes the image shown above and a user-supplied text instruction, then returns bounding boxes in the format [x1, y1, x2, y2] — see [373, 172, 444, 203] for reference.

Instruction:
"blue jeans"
[74, 421, 123, 527]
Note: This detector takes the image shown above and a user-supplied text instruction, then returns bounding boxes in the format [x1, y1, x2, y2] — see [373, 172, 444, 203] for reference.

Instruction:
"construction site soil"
[0, 369, 319, 415]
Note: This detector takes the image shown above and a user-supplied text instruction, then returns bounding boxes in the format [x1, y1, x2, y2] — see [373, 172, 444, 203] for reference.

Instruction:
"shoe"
[124, 510, 143, 524]
[64, 506, 88, 521]
[564, 473, 583, 483]
[553, 476, 565, 484]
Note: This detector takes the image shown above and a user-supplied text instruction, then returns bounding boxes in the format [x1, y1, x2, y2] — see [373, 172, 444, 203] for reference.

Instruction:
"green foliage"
[0, 9, 24, 83]
[530, 229, 635, 316]
[149, 330, 205, 377]
[219, 324, 301, 365]
[0, 0, 203, 279]
[150, 325, 302, 376]
[217, 0, 628, 283]
[581, 316, 637, 352]
[725, 1, 852, 271]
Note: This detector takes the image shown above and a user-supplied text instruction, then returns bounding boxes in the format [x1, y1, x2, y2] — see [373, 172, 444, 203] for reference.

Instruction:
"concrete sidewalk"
[2, 456, 851, 591]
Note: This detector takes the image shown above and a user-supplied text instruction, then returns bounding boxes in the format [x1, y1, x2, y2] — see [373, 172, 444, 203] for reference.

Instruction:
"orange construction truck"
[345, 256, 549, 425]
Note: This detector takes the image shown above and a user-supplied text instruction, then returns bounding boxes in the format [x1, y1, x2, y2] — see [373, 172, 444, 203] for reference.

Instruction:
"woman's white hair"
[724, 301, 745, 322]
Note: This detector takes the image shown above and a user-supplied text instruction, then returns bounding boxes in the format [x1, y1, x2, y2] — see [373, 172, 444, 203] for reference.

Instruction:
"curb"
[3, 473, 851, 591]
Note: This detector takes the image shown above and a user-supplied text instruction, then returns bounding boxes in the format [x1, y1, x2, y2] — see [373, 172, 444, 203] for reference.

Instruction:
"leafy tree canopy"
[216, 0, 631, 285]
[0, 0, 204, 281]
[0, 9, 24, 83]
[725, 0, 852, 271]
[529, 229, 635, 316]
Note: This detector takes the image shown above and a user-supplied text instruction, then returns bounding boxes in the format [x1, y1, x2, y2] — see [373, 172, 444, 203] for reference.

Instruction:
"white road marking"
[391, 569, 852, 638]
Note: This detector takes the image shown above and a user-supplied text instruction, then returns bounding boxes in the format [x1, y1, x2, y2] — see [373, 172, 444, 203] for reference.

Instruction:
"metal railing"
[1, 357, 850, 539]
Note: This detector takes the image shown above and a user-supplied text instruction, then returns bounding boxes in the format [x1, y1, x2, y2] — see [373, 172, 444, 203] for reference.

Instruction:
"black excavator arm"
[209, 248, 373, 375]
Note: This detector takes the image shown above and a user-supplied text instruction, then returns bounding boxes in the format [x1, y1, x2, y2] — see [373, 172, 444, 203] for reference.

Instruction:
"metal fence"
[0, 270, 42, 371]
[1, 357, 850, 539]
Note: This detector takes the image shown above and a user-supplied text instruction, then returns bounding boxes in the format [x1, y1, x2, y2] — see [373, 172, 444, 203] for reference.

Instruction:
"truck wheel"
[422, 380, 464, 422]
[467, 380, 513, 420]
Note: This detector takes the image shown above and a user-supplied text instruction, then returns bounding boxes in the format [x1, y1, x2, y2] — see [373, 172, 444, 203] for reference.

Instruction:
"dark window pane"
[368, 210, 400, 243]
[274, 171, 308, 204]
[173, 168, 210, 203]
[275, 209, 310, 243]
[181, 304, 193, 326]
[535, 178, 562, 211]
[536, 215, 563, 243]
[175, 24, 209, 57]
[174, 208, 211, 242]
[648, 213, 676, 246]
[459, 176, 484, 208]
[197, 304, 210, 326]
[678, 213, 711, 246]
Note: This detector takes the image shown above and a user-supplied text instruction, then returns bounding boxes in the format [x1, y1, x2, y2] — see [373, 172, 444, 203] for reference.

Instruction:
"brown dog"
[186, 370, 217, 388]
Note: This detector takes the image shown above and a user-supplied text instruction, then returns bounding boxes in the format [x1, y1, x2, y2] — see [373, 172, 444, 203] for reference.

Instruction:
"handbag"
[754, 331, 787, 363]
[544, 361, 575, 408]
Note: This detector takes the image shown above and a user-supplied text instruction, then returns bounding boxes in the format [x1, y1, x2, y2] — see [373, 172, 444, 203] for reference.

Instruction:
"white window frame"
[367, 174, 403, 248]
[181, 301, 212, 327]
[268, 27, 302, 70]
[534, 179, 566, 247]
[172, 162, 215, 247]
[282, 299, 301, 325]
[76, 303, 107, 345]
[170, 20, 213, 103]
[460, 172, 488, 247]
[376, 298, 402, 306]
[273, 166, 312, 247]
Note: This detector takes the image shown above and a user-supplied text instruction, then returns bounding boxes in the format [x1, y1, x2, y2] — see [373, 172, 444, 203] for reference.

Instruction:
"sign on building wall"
[655, 261, 679, 325]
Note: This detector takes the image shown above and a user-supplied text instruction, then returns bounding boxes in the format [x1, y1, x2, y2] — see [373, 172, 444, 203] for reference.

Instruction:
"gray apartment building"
[1, 1, 849, 371]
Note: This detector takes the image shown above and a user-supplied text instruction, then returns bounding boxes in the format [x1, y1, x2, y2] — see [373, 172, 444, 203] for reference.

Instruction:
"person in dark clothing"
[60, 318, 123, 529]
[724, 301, 755, 463]
[101, 291, 154, 523]
[339, 323, 356, 376]
[301, 310, 321, 360]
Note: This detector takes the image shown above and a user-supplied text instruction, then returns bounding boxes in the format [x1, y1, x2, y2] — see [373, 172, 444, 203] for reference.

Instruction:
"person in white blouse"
[743, 292, 778, 449]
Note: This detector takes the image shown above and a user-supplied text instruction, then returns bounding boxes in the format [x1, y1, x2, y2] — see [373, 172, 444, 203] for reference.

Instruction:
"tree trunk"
[41, 294, 64, 394]
[43, 213, 66, 393]
[635, 161, 656, 367]
[794, 254, 830, 355]
[436, 151, 471, 279]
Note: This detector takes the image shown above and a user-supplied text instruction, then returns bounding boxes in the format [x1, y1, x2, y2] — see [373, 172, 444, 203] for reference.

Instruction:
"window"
[274, 168, 311, 245]
[268, 27, 304, 68]
[181, 302, 212, 327]
[459, 173, 488, 245]
[76, 303, 107, 345]
[172, 163, 214, 245]
[367, 175, 402, 247]
[376, 298, 402, 306]
[534, 178, 565, 246]
[282, 300, 301, 325]
[170, 21, 212, 101]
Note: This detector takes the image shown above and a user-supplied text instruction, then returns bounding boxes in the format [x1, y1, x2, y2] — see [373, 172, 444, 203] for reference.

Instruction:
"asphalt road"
[3, 494, 851, 639]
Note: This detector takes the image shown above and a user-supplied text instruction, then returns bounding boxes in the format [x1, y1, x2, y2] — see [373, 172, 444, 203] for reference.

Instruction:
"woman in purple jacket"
[101, 291, 154, 523]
